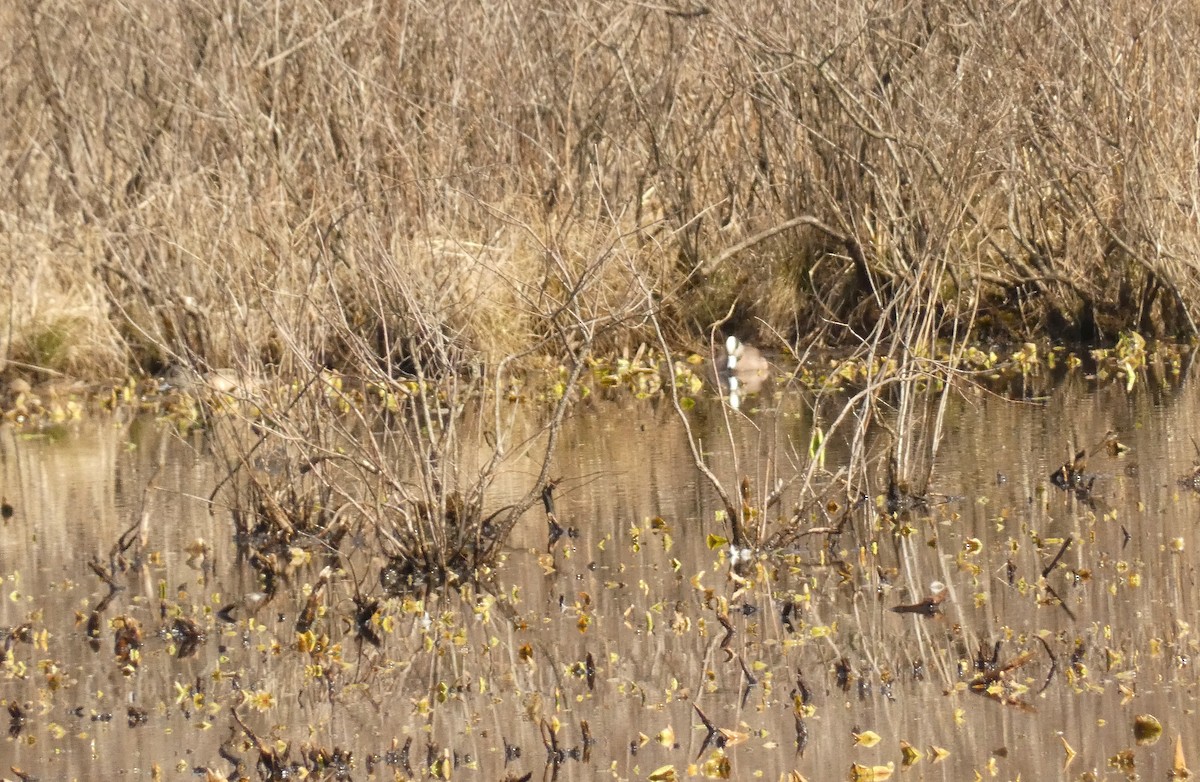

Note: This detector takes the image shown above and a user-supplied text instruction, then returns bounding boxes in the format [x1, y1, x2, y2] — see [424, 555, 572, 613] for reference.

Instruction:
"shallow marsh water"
[3, 373, 1200, 780]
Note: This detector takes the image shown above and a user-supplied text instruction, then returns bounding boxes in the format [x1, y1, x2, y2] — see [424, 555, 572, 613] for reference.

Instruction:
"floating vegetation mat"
[0, 333, 1192, 425]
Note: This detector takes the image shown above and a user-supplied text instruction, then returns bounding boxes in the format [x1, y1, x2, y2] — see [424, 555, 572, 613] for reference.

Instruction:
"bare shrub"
[3, 0, 1200, 595]
[4, 1, 1198, 381]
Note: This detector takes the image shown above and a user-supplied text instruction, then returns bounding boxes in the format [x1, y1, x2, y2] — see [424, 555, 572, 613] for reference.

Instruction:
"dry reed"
[1, 0, 1197, 385]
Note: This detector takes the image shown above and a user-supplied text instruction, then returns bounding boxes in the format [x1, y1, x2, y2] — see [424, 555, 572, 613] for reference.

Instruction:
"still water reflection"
[3, 375, 1200, 780]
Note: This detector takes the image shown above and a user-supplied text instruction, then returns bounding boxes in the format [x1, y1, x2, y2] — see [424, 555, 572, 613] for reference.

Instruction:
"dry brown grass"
[2, 0, 1199, 384]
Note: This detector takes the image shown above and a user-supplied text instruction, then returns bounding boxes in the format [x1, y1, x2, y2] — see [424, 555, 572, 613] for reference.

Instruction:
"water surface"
[3, 374, 1200, 780]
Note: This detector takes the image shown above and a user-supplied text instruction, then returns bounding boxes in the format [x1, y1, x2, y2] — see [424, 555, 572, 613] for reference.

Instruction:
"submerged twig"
[1035, 636, 1057, 695]
[1041, 536, 1073, 579]
[717, 612, 735, 661]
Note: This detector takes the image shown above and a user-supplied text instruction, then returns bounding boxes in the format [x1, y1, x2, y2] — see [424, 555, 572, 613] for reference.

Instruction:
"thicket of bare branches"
[3, 0, 1199, 381]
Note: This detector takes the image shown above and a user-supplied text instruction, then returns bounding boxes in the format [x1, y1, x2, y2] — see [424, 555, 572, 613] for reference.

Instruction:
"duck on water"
[721, 336, 770, 408]
[162, 364, 256, 396]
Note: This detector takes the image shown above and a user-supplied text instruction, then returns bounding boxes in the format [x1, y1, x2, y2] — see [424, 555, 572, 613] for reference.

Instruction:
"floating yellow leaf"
[930, 746, 949, 761]
[648, 764, 677, 781]
[656, 726, 675, 746]
[288, 546, 311, 569]
[431, 748, 452, 779]
[1173, 734, 1190, 778]
[707, 534, 728, 550]
[247, 689, 275, 712]
[295, 630, 318, 653]
[900, 741, 922, 766]
[1134, 713, 1163, 745]
[853, 730, 882, 747]
[700, 752, 731, 778]
[1061, 735, 1076, 764]
[850, 761, 893, 781]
